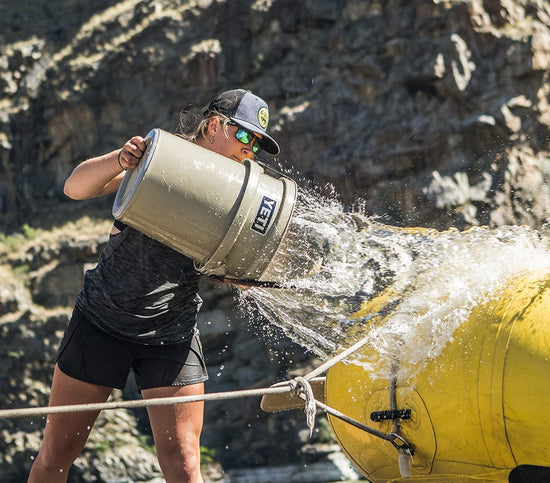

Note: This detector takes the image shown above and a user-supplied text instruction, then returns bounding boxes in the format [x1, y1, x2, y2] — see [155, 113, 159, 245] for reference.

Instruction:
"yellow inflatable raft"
[326, 269, 550, 482]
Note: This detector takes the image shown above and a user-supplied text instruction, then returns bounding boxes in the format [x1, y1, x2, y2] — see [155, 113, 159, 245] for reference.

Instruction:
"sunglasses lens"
[235, 128, 262, 154]
[235, 128, 251, 144]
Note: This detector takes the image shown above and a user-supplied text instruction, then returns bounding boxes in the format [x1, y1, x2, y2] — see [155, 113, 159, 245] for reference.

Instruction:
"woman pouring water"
[28, 89, 281, 483]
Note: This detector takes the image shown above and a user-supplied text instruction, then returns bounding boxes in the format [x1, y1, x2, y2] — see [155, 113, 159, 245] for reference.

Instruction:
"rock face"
[2, 0, 550, 481]
[3, 0, 550, 231]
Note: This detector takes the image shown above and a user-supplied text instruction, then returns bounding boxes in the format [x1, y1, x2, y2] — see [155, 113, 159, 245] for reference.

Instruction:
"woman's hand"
[118, 136, 147, 171]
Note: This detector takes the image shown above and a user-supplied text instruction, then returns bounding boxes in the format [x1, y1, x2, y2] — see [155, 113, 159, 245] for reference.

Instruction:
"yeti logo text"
[252, 196, 277, 235]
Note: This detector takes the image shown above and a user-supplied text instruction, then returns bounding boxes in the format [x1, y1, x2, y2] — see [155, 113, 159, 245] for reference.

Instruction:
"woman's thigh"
[143, 383, 204, 461]
[39, 364, 113, 463]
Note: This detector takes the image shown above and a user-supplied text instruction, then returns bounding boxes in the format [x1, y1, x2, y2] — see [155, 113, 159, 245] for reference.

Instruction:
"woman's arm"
[64, 136, 146, 200]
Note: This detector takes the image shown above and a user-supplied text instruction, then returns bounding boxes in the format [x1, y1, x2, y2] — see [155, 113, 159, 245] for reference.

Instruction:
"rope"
[312, 398, 412, 451]
[302, 334, 373, 381]
[0, 385, 292, 419]
[289, 376, 316, 436]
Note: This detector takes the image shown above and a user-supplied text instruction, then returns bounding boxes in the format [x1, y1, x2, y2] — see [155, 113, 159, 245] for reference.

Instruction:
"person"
[28, 89, 281, 483]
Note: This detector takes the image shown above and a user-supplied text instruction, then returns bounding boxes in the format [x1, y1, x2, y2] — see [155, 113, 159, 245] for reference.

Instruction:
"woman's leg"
[28, 364, 113, 483]
[143, 383, 205, 483]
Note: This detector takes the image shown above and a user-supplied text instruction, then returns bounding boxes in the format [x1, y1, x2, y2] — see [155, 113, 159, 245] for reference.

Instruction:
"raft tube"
[326, 269, 550, 482]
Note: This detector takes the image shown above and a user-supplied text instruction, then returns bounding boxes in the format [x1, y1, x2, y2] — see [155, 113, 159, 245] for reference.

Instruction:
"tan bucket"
[112, 128, 297, 281]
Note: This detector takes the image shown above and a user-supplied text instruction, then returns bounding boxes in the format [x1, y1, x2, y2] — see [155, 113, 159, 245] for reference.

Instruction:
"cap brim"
[231, 118, 280, 155]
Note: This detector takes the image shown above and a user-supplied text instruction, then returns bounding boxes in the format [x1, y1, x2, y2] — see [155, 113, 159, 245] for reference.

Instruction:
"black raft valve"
[370, 409, 412, 422]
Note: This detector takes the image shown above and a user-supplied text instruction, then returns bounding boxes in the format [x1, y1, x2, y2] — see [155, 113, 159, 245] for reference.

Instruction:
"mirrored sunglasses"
[229, 122, 262, 154]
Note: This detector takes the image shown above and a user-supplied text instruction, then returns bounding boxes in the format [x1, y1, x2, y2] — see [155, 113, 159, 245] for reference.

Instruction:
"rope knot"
[289, 376, 316, 437]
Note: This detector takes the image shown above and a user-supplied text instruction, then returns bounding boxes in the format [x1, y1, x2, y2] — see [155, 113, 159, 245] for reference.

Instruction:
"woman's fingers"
[120, 136, 147, 169]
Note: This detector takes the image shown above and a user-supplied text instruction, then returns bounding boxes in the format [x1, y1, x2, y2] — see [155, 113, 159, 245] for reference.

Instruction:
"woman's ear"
[207, 116, 219, 136]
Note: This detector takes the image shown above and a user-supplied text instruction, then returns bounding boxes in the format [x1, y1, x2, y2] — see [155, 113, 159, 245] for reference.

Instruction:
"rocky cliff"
[2, 0, 550, 481]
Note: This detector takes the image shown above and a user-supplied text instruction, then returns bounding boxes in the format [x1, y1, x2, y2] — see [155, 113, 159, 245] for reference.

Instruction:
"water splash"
[239, 188, 550, 379]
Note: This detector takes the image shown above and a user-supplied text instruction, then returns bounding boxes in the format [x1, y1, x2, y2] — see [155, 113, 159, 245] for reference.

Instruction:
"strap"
[113, 219, 128, 231]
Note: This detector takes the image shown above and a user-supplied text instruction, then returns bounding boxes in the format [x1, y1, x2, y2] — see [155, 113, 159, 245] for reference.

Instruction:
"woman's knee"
[34, 438, 80, 470]
[29, 445, 75, 481]
[32, 419, 92, 475]
[158, 444, 202, 482]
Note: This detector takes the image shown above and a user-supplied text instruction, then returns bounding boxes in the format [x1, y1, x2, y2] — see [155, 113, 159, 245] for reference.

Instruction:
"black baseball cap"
[205, 89, 280, 155]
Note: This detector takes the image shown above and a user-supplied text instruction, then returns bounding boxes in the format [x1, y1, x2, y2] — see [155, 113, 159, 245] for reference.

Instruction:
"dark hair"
[177, 107, 204, 141]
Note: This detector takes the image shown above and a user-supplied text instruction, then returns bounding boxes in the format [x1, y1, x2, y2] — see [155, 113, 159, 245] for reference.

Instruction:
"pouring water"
[239, 188, 550, 380]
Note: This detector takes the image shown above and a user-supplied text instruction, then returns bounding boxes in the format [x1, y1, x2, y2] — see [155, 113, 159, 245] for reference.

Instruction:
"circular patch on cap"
[258, 107, 269, 129]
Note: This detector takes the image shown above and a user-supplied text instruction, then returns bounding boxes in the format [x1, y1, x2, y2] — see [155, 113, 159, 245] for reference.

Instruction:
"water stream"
[239, 188, 550, 380]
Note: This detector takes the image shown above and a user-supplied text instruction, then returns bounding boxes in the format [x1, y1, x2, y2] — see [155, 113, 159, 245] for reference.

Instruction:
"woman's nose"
[241, 145, 254, 156]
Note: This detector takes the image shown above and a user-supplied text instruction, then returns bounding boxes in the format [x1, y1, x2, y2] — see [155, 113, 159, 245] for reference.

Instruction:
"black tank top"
[76, 223, 202, 345]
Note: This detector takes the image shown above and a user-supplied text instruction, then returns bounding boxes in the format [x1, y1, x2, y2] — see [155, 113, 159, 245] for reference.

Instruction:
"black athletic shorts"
[56, 307, 208, 390]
